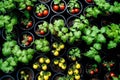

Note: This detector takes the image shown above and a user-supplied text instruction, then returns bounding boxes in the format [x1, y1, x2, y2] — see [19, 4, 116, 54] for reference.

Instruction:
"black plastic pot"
[67, 1, 83, 16]
[51, 37, 66, 57]
[33, 55, 50, 71]
[66, 15, 79, 28]
[51, 73, 65, 80]
[85, 62, 101, 77]
[50, 57, 67, 73]
[34, 21, 50, 37]
[50, 14, 66, 25]
[83, 4, 94, 17]
[50, 0, 67, 14]
[0, 75, 15, 80]
[19, 16, 35, 31]
[18, 31, 35, 48]
[67, 62, 84, 80]
[33, 3, 50, 19]
[38, 0, 51, 3]
[102, 56, 117, 72]
[17, 67, 34, 80]
[66, 47, 82, 62]
[1, 28, 18, 41]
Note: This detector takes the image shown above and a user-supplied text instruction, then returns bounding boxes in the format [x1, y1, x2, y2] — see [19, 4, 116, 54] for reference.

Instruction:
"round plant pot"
[67, 1, 83, 16]
[33, 55, 50, 71]
[51, 37, 66, 57]
[1, 28, 17, 41]
[67, 62, 84, 79]
[17, 67, 34, 80]
[50, 14, 66, 25]
[0, 75, 15, 80]
[33, 3, 50, 19]
[85, 62, 101, 77]
[83, 4, 94, 17]
[67, 47, 81, 62]
[34, 21, 49, 37]
[85, 0, 94, 4]
[50, 57, 67, 73]
[66, 15, 79, 28]
[102, 56, 117, 72]
[38, 0, 51, 3]
[19, 16, 35, 31]
[18, 31, 35, 48]
[51, 73, 65, 80]
[50, 0, 67, 14]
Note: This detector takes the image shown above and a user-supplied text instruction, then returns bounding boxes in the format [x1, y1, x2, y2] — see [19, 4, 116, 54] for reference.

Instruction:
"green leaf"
[94, 55, 101, 63]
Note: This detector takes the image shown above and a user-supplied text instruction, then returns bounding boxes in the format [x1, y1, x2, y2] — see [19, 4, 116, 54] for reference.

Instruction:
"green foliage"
[36, 4, 47, 13]
[34, 38, 50, 53]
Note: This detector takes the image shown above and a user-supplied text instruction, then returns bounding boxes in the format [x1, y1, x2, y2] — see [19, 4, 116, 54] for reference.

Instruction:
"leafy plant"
[67, 0, 81, 14]
[35, 21, 49, 35]
[68, 47, 81, 61]
[34, 38, 50, 53]
[35, 3, 49, 17]
[52, 0, 66, 12]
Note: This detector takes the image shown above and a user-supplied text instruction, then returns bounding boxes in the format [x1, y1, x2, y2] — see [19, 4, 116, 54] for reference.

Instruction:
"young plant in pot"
[51, 0, 66, 14]
[0, 56, 18, 73]
[67, 47, 81, 62]
[17, 67, 34, 80]
[34, 38, 50, 54]
[19, 11, 35, 30]
[51, 41, 65, 57]
[0, 75, 15, 80]
[34, 3, 49, 19]
[0, 14, 18, 41]
[35, 70, 52, 80]
[67, 61, 83, 80]
[50, 57, 67, 73]
[86, 63, 100, 76]
[49, 18, 69, 43]
[102, 60, 116, 71]
[83, 5, 101, 18]
[18, 31, 34, 48]
[32, 55, 50, 71]
[16, 0, 37, 11]
[67, 0, 83, 15]
[34, 21, 49, 37]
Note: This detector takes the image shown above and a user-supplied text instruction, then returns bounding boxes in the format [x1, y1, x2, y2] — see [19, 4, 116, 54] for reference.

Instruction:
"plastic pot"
[50, 14, 66, 25]
[32, 55, 50, 71]
[50, 0, 67, 14]
[19, 16, 35, 31]
[50, 57, 67, 73]
[67, 47, 82, 62]
[85, 62, 101, 77]
[66, 15, 79, 28]
[0, 75, 15, 80]
[34, 21, 50, 37]
[51, 37, 66, 57]
[67, 1, 83, 16]
[17, 67, 34, 80]
[33, 3, 50, 19]
[18, 31, 35, 48]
